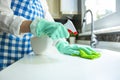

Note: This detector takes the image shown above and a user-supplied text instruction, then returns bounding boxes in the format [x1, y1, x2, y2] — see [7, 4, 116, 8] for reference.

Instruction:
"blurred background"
[46, 0, 120, 51]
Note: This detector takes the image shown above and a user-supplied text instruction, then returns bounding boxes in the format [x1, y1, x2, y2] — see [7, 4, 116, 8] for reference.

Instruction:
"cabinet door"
[47, 0, 61, 19]
[60, 0, 78, 14]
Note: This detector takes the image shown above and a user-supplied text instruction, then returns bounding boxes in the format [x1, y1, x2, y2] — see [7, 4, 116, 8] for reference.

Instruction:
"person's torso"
[0, 0, 45, 70]
[11, 0, 45, 20]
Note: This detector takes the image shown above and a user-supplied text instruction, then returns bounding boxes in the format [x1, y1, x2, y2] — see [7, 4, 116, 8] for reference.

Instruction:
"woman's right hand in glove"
[30, 18, 69, 40]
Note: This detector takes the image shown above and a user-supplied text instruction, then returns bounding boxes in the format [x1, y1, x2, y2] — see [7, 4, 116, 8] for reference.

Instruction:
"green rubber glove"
[30, 18, 69, 40]
[56, 40, 101, 59]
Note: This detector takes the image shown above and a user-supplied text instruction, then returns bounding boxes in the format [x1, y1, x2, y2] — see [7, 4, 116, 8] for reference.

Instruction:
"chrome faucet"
[82, 9, 98, 48]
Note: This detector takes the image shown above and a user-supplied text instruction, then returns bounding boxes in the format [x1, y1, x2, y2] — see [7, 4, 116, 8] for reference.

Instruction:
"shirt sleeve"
[0, 0, 26, 35]
[40, 0, 54, 22]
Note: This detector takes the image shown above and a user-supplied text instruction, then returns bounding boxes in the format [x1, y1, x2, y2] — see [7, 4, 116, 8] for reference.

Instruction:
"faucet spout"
[82, 9, 98, 48]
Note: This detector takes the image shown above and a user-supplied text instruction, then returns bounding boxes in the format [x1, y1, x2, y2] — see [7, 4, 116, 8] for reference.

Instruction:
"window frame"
[81, 0, 120, 32]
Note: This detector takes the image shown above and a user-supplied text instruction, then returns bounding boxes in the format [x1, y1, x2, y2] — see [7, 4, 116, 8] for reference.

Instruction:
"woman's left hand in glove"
[55, 40, 101, 59]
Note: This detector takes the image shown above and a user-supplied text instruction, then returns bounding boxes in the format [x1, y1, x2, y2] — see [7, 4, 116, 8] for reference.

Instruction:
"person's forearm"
[0, 0, 27, 35]
[20, 20, 32, 34]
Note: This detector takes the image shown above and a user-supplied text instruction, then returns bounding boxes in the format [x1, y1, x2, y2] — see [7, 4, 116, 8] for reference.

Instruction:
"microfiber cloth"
[71, 49, 101, 60]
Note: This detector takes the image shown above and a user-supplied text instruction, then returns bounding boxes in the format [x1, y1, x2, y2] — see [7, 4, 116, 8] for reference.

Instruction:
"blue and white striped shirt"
[0, 0, 44, 71]
[11, 0, 44, 20]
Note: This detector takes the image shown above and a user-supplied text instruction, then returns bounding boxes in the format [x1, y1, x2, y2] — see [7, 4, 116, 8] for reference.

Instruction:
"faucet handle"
[90, 34, 98, 48]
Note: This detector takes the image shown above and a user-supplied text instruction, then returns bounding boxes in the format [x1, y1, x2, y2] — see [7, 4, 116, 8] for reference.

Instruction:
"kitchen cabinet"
[60, 0, 78, 14]
[47, 0, 61, 19]
[46, 0, 78, 19]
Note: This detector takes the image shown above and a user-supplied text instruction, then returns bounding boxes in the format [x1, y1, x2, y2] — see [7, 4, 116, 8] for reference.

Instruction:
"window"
[85, 0, 116, 23]
[82, 0, 120, 33]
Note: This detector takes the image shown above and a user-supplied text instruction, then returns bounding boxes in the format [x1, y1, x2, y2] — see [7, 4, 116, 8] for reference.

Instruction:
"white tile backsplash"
[77, 40, 120, 52]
